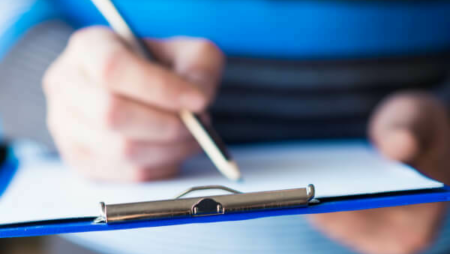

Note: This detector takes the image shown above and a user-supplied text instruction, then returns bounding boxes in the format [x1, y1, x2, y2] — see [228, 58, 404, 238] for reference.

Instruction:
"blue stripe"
[52, 0, 450, 58]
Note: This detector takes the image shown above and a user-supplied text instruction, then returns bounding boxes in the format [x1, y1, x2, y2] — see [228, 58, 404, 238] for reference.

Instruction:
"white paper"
[0, 141, 443, 224]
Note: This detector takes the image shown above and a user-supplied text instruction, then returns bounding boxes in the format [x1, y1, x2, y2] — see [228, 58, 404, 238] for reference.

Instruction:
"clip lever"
[192, 198, 224, 216]
[175, 185, 242, 199]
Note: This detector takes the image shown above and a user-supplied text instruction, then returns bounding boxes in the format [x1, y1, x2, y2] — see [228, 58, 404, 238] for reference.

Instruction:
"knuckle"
[175, 36, 224, 65]
[116, 137, 139, 161]
[68, 28, 94, 51]
[154, 71, 171, 89]
[99, 46, 127, 86]
[196, 39, 224, 62]
[42, 70, 54, 95]
[42, 57, 64, 95]
[153, 73, 182, 102]
[103, 95, 124, 130]
[185, 91, 209, 113]
[164, 115, 185, 140]
[69, 26, 125, 86]
[67, 29, 87, 50]
[195, 95, 209, 112]
[196, 38, 217, 52]
[129, 165, 180, 182]
[68, 26, 111, 50]
[129, 168, 151, 183]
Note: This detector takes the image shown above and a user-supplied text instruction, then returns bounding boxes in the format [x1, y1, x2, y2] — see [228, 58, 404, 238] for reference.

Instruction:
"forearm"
[0, 21, 73, 149]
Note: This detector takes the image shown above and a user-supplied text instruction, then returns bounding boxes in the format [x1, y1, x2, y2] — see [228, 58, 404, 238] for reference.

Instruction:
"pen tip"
[225, 161, 243, 182]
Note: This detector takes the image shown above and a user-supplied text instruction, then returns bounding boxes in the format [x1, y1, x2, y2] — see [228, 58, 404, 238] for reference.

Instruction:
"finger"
[46, 91, 101, 149]
[67, 26, 207, 112]
[112, 139, 201, 168]
[46, 56, 192, 143]
[49, 101, 194, 182]
[63, 84, 192, 142]
[53, 133, 94, 178]
[51, 119, 186, 183]
[96, 139, 200, 182]
[60, 139, 181, 182]
[76, 162, 181, 183]
[50, 99, 199, 170]
[46, 96, 104, 176]
[146, 37, 225, 104]
[369, 91, 450, 184]
[100, 95, 193, 142]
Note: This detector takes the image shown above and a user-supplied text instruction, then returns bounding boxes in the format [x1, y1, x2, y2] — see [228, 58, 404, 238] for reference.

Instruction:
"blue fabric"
[1, 186, 449, 238]
[50, 0, 450, 58]
[0, 0, 61, 60]
[3, 1, 450, 59]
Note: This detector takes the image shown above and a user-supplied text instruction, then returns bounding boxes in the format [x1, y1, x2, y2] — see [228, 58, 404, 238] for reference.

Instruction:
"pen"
[91, 0, 242, 181]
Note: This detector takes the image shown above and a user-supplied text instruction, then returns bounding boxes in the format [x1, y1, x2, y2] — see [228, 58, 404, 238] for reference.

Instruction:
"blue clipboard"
[0, 145, 449, 239]
[1, 185, 449, 238]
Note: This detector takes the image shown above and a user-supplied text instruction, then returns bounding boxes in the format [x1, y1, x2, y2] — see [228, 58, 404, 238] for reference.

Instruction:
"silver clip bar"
[96, 184, 315, 224]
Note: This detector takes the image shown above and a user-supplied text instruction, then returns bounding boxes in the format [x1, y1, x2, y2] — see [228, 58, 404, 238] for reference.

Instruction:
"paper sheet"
[0, 141, 443, 224]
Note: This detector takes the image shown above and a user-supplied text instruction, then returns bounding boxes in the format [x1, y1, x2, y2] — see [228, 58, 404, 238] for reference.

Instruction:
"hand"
[308, 91, 450, 254]
[43, 26, 224, 182]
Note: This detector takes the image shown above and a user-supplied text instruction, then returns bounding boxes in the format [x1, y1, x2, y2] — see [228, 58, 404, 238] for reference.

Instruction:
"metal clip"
[96, 184, 315, 224]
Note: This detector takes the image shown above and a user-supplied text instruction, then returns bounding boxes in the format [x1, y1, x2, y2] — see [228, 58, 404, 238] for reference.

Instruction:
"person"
[1, 0, 450, 253]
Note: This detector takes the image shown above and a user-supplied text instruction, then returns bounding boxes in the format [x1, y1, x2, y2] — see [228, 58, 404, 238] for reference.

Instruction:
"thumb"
[369, 91, 450, 184]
